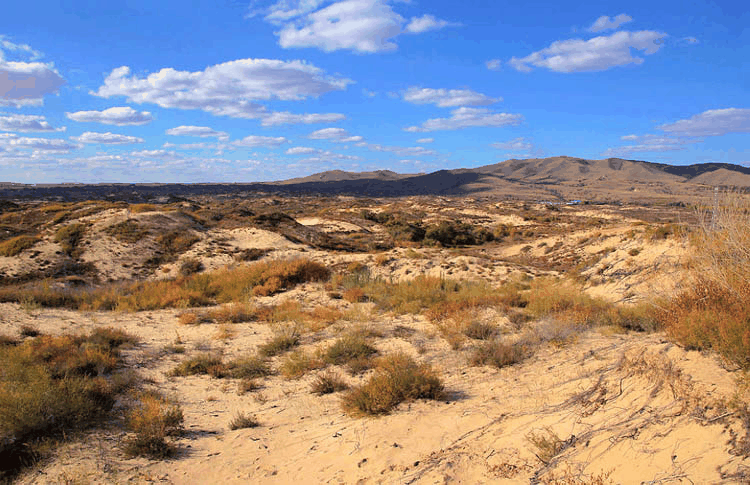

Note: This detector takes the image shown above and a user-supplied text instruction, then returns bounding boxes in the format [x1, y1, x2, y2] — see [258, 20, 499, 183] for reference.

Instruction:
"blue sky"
[0, 0, 748, 183]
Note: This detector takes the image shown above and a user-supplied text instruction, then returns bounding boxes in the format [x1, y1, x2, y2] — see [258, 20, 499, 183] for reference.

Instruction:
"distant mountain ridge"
[0, 157, 748, 202]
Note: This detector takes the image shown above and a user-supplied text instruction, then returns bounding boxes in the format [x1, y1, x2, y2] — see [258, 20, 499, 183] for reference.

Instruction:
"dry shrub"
[0, 329, 136, 479]
[324, 334, 377, 367]
[207, 302, 257, 323]
[228, 412, 259, 430]
[311, 370, 349, 395]
[104, 219, 148, 244]
[526, 427, 565, 465]
[54, 223, 86, 257]
[470, 339, 529, 368]
[227, 355, 272, 379]
[661, 194, 750, 368]
[0, 235, 40, 257]
[234, 248, 270, 262]
[341, 353, 444, 416]
[343, 287, 366, 303]
[525, 277, 609, 325]
[169, 353, 227, 378]
[129, 203, 160, 213]
[258, 327, 300, 357]
[179, 258, 204, 276]
[123, 392, 183, 458]
[280, 350, 326, 379]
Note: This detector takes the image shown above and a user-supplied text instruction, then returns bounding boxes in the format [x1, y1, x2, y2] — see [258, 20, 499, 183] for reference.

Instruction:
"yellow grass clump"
[0, 235, 40, 257]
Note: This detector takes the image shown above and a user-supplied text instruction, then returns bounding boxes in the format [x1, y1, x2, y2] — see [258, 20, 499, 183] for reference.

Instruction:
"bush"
[258, 330, 300, 357]
[54, 223, 86, 257]
[179, 258, 204, 276]
[311, 371, 349, 395]
[469, 339, 528, 368]
[341, 353, 444, 416]
[424, 221, 494, 247]
[123, 393, 183, 458]
[105, 219, 148, 244]
[660, 194, 750, 368]
[0, 329, 136, 479]
[0, 235, 40, 257]
[280, 350, 325, 379]
[324, 334, 377, 366]
[170, 353, 227, 378]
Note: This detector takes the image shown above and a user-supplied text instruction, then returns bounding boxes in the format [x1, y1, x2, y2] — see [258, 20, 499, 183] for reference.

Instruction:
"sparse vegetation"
[105, 219, 148, 244]
[661, 194, 750, 368]
[470, 339, 529, 368]
[0, 235, 40, 257]
[54, 223, 87, 257]
[229, 412, 259, 430]
[341, 353, 444, 416]
[311, 370, 349, 395]
[123, 392, 184, 458]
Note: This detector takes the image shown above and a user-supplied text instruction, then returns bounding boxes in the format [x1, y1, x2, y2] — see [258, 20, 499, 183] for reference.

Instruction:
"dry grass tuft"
[341, 353, 444, 416]
[123, 392, 183, 458]
[0, 235, 40, 257]
[311, 370, 349, 395]
[258, 327, 301, 357]
[280, 349, 326, 379]
[470, 339, 529, 368]
[54, 223, 86, 257]
[228, 412, 260, 430]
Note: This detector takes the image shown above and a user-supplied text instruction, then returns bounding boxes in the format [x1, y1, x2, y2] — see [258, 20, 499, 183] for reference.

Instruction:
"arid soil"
[1, 195, 748, 484]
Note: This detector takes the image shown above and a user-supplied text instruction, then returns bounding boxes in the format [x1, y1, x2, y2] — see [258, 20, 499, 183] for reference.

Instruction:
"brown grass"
[0, 329, 137, 479]
[104, 219, 148, 244]
[123, 392, 184, 458]
[311, 370, 349, 395]
[469, 339, 529, 368]
[341, 353, 444, 416]
[54, 223, 86, 257]
[661, 194, 750, 368]
[0, 235, 40, 257]
[228, 412, 259, 430]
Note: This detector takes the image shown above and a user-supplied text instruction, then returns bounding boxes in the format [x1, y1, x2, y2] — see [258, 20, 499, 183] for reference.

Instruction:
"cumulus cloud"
[307, 127, 363, 142]
[233, 135, 288, 148]
[72, 131, 144, 145]
[404, 15, 458, 34]
[92, 59, 352, 119]
[130, 149, 182, 160]
[166, 125, 229, 141]
[0, 60, 65, 107]
[405, 107, 523, 132]
[509, 30, 666, 73]
[0, 36, 43, 61]
[485, 59, 502, 71]
[402, 87, 499, 107]
[0, 134, 79, 152]
[588, 14, 633, 33]
[286, 146, 318, 154]
[416, 138, 434, 144]
[66, 106, 153, 126]
[658, 108, 750, 137]
[258, 0, 456, 53]
[0, 114, 65, 132]
[491, 137, 533, 151]
[261, 111, 346, 126]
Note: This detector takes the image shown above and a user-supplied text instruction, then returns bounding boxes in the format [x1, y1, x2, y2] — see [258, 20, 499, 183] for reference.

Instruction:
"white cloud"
[260, 0, 456, 53]
[659, 108, 750, 137]
[402, 87, 499, 107]
[0, 114, 64, 132]
[485, 59, 502, 71]
[66, 106, 153, 126]
[509, 30, 666, 73]
[0, 36, 43, 61]
[0, 60, 65, 107]
[277, 0, 404, 53]
[72, 131, 144, 145]
[166, 125, 229, 140]
[233, 135, 288, 148]
[491, 137, 533, 151]
[286, 146, 318, 154]
[362, 89, 377, 97]
[93, 59, 352, 119]
[602, 134, 697, 156]
[366, 143, 437, 157]
[416, 138, 434, 144]
[588, 14, 633, 33]
[261, 111, 346, 126]
[130, 149, 182, 160]
[404, 14, 457, 34]
[307, 127, 363, 142]
[405, 107, 523, 132]
[1, 134, 79, 152]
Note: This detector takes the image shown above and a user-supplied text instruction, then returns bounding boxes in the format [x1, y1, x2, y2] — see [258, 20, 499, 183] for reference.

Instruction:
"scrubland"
[0, 194, 748, 483]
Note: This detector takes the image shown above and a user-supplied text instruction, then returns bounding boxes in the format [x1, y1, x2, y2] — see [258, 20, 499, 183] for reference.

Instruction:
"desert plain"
[1, 157, 749, 484]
